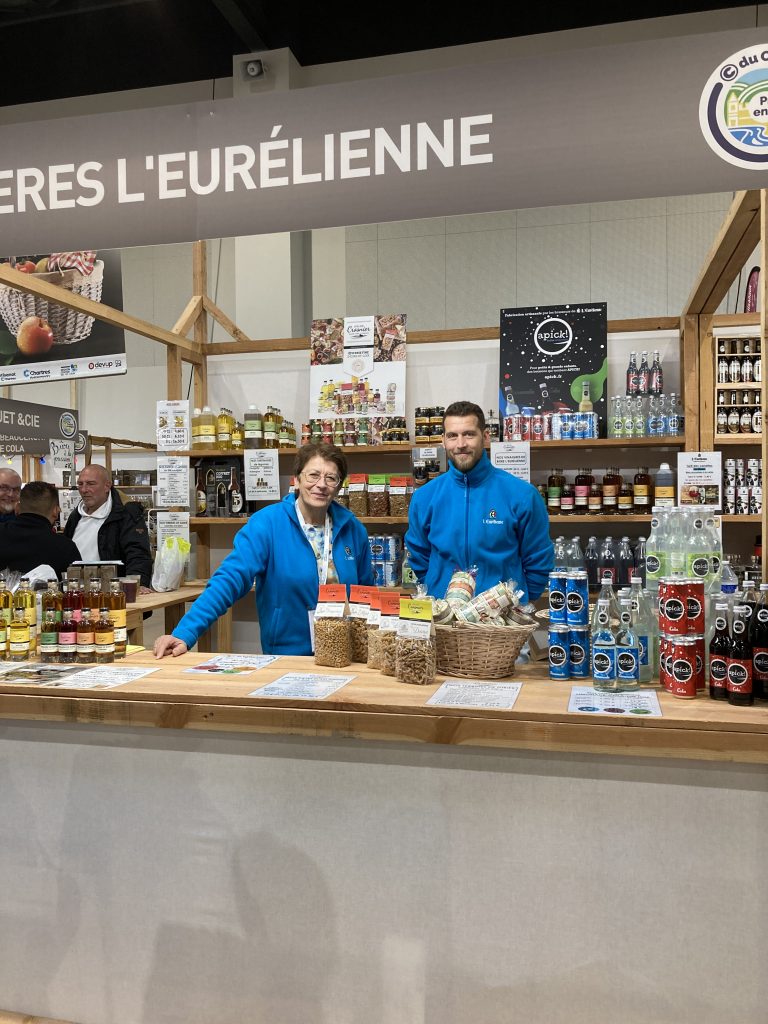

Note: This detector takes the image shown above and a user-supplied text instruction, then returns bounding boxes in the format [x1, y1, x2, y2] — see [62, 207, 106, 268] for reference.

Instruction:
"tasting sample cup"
[120, 577, 140, 602]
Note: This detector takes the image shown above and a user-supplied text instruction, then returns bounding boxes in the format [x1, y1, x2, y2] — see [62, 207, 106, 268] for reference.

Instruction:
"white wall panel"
[377, 236, 446, 330]
[589, 216, 667, 318]
[516, 222, 591, 308]
[445, 229, 517, 327]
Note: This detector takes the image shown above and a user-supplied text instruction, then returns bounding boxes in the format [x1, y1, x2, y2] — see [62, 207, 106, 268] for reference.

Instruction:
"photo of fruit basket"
[0, 260, 104, 346]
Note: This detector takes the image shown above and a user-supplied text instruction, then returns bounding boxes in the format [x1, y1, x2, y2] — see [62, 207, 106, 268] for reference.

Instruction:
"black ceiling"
[0, 0, 759, 106]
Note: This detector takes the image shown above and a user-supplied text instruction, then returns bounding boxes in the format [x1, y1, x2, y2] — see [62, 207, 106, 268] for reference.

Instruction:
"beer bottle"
[195, 466, 207, 516]
[58, 610, 78, 664]
[228, 465, 244, 516]
[750, 583, 768, 700]
[708, 601, 730, 701]
[108, 580, 127, 659]
[39, 609, 59, 664]
[727, 605, 753, 706]
[95, 607, 115, 664]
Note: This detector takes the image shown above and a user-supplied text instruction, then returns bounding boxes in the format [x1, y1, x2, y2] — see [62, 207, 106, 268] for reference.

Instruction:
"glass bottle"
[195, 466, 207, 516]
[584, 537, 600, 590]
[629, 575, 654, 682]
[729, 352, 741, 383]
[216, 407, 231, 450]
[588, 483, 603, 515]
[750, 584, 768, 700]
[63, 579, 82, 623]
[598, 537, 617, 584]
[601, 467, 621, 513]
[0, 574, 11, 654]
[77, 608, 95, 664]
[742, 350, 753, 383]
[591, 598, 617, 691]
[86, 578, 103, 621]
[198, 406, 217, 451]
[617, 537, 635, 586]
[755, 350, 762, 383]
[8, 607, 30, 662]
[228, 466, 244, 516]
[645, 509, 668, 593]
[578, 382, 593, 413]
[191, 407, 202, 450]
[0, 608, 5, 662]
[718, 355, 729, 384]
[637, 351, 650, 394]
[95, 607, 115, 664]
[727, 399, 741, 434]
[109, 580, 127, 659]
[667, 393, 684, 436]
[547, 468, 565, 515]
[231, 421, 244, 451]
[13, 578, 36, 654]
[716, 394, 728, 434]
[622, 396, 634, 439]
[625, 352, 638, 396]
[560, 483, 575, 515]
[615, 598, 640, 692]
[727, 605, 753, 706]
[58, 609, 78, 664]
[617, 479, 634, 514]
[244, 405, 263, 449]
[262, 406, 279, 449]
[649, 350, 663, 394]
[753, 405, 762, 434]
[633, 467, 652, 512]
[574, 468, 592, 511]
[609, 396, 623, 438]
[709, 601, 730, 701]
[631, 394, 646, 438]
[39, 609, 59, 663]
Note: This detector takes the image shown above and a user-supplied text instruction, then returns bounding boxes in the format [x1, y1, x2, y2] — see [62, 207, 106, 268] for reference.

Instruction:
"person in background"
[63, 463, 153, 592]
[405, 401, 553, 602]
[153, 442, 374, 657]
[0, 468, 21, 523]
[0, 481, 81, 578]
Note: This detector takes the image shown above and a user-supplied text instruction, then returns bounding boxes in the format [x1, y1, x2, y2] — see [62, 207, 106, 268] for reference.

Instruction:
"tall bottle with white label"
[591, 599, 617, 691]
[684, 513, 712, 586]
[629, 575, 655, 682]
[644, 509, 668, 593]
[615, 598, 640, 692]
[654, 463, 675, 508]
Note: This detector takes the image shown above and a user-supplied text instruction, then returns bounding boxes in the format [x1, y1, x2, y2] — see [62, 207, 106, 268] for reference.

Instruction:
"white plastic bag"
[151, 537, 191, 592]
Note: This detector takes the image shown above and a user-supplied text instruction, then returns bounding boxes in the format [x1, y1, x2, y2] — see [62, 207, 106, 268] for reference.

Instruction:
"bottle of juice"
[39, 610, 59, 663]
[601, 467, 622, 513]
[0, 574, 11, 656]
[263, 406, 279, 449]
[574, 468, 593, 512]
[231, 420, 244, 451]
[95, 607, 116, 663]
[13, 578, 36, 654]
[63, 580, 83, 623]
[43, 579, 63, 623]
[58, 610, 78, 664]
[77, 609, 95, 664]
[199, 406, 217, 451]
[108, 580, 127, 659]
[244, 405, 263, 449]
[9, 608, 30, 662]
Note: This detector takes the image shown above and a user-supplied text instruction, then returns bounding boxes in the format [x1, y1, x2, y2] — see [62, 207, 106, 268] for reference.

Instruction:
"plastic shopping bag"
[151, 537, 191, 592]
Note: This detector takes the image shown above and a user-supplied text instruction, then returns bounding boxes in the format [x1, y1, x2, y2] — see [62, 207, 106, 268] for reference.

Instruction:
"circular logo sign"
[728, 662, 748, 685]
[646, 555, 661, 574]
[59, 412, 77, 438]
[533, 317, 573, 357]
[691, 558, 709, 578]
[754, 652, 768, 673]
[699, 44, 768, 168]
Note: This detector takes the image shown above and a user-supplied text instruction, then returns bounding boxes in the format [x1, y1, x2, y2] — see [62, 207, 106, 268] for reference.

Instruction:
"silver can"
[750, 486, 762, 515]
[747, 458, 761, 487]
[724, 458, 736, 487]
[736, 486, 750, 516]
[736, 459, 746, 487]
[724, 486, 736, 514]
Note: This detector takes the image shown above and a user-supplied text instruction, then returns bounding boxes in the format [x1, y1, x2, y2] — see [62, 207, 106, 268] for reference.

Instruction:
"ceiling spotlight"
[245, 59, 266, 79]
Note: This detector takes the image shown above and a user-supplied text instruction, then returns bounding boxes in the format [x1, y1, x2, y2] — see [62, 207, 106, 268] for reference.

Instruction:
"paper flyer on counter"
[37, 665, 161, 689]
[249, 672, 354, 700]
[490, 442, 530, 482]
[157, 456, 190, 507]
[156, 400, 190, 451]
[568, 687, 662, 716]
[426, 680, 523, 710]
[185, 654, 280, 675]
[677, 451, 722, 508]
[244, 448, 280, 501]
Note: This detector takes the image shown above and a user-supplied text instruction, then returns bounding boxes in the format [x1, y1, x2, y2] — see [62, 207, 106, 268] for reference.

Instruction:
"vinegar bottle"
[77, 609, 95, 664]
[58, 610, 78, 664]
[39, 610, 59, 663]
[13, 578, 36, 654]
[42, 579, 62, 622]
[633, 467, 652, 512]
[547, 469, 565, 515]
[108, 580, 127, 659]
[601, 467, 622, 513]
[199, 406, 217, 451]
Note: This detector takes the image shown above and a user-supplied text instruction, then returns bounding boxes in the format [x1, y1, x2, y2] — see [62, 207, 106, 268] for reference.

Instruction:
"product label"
[109, 609, 127, 628]
[549, 644, 568, 668]
[727, 658, 752, 693]
[673, 656, 693, 683]
[733, 620, 746, 635]
[569, 641, 587, 667]
[709, 656, 728, 683]
[686, 555, 709, 579]
[617, 649, 639, 679]
[655, 486, 675, 500]
[645, 553, 664, 578]
[664, 597, 685, 622]
[638, 635, 649, 666]
[592, 647, 616, 679]
[758, 610, 768, 623]
[752, 648, 768, 679]
[710, 555, 721, 575]
[686, 596, 703, 621]
[9, 640, 29, 653]
[59, 631, 77, 648]
[566, 592, 584, 615]
[549, 589, 565, 612]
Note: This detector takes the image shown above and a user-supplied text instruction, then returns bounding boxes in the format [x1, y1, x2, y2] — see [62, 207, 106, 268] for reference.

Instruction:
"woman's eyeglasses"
[302, 471, 341, 487]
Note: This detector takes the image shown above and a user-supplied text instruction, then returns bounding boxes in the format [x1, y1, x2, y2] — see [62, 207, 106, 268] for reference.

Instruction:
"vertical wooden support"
[682, 314, 700, 450]
[760, 191, 767, 581]
[192, 241, 208, 409]
[33, 456, 42, 481]
[698, 315, 714, 451]
[166, 345, 182, 401]
[22, 454, 32, 482]
[104, 441, 113, 476]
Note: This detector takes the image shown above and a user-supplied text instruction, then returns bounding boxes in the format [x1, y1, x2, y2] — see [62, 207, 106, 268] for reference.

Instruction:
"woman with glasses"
[154, 443, 373, 657]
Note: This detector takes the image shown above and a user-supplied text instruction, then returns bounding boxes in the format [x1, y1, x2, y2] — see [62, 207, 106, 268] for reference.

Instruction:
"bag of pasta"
[396, 594, 436, 686]
[366, 588, 382, 669]
[377, 590, 401, 676]
[313, 583, 351, 668]
[348, 584, 373, 663]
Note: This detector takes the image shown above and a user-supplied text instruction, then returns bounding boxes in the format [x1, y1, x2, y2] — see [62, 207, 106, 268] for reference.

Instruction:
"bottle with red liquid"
[626, 351, 638, 396]
[727, 605, 753, 706]
[574, 468, 593, 512]
[708, 601, 730, 701]
[601, 467, 622, 513]
[62, 580, 82, 623]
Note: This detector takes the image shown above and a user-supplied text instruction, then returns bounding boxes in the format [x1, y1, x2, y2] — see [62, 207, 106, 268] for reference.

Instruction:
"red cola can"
[686, 581, 705, 635]
[504, 415, 523, 441]
[659, 577, 688, 635]
[669, 636, 697, 698]
[531, 414, 544, 441]
[690, 634, 705, 691]
[659, 635, 671, 691]
[542, 412, 553, 440]
[521, 415, 532, 442]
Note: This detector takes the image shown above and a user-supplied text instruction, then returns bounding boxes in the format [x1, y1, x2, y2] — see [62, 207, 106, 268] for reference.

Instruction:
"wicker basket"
[0, 261, 104, 345]
[435, 620, 537, 679]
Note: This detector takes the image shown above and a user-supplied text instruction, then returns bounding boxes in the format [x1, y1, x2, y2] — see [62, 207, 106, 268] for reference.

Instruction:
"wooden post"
[193, 241, 208, 408]
[166, 345, 182, 401]
[104, 441, 113, 476]
[682, 314, 700, 451]
[698, 315, 714, 451]
[760, 191, 767, 581]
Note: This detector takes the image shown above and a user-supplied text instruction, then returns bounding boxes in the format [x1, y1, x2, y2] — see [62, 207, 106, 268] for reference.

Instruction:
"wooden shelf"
[530, 437, 684, 449]
[549, 514, 651, 523]
[189, 515, 410, 527]
[722, 515, 761, 523]
[715, 382, 762, 390]
[175, 445, 413, 458]
[361, 516, 408, 525]
[713, 436, 763, 446]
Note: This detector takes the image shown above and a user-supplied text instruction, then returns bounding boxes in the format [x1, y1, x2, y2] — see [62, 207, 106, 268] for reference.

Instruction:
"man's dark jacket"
[0, 513, 82, 579]
[64, 488, 153, 586]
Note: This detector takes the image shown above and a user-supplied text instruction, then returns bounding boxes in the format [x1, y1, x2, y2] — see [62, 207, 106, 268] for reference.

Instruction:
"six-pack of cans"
[548, 570, 591, 679]
[503, 411, 599, 443]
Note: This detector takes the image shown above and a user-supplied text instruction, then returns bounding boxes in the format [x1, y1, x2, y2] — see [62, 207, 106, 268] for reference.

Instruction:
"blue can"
[617, 643, 640, 683]
[382, 560, 401, 586]
[551, 413, 562, 440]
[548, 625, 570, 679]
[569, 628, 590, 678]
[560, 413, 574, 440]
[548, 571, 568, 624]
[380, 534, 402, 560]
[371, 560, 385, 586]
[369, 535, 385, 558]
[565, 571, 590, 626]
[573, 413, 586, 440]
[586, 412, 598, 439]
[591, 644, 617, 682]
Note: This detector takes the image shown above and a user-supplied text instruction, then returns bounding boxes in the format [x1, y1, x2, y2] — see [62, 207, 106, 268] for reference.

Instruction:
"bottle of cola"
[626, 351, 638, 396]
[727, 605, 754, 706]
[750, 583, 768, 700]
[708, 602, 730, 702]
[637, 351, 650, 395]
[649, 350, 663, 394]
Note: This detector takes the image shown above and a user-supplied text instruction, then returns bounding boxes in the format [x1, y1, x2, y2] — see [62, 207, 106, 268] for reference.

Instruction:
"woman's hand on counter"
[154, 635, 189, 659]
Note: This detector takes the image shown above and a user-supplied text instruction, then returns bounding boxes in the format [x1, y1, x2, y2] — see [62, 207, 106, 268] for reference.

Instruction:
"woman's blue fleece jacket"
[405, 453, 553, 602]
[172, 493, 374, 655]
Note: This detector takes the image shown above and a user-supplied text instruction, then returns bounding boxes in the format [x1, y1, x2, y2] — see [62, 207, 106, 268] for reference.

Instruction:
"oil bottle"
[8, 607, 30, 662]
[244, 405, 263, 449]
[199, 406, 217, 451]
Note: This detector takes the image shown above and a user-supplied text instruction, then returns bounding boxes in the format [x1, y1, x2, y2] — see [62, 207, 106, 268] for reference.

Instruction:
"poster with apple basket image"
[0, 247, 127, 385]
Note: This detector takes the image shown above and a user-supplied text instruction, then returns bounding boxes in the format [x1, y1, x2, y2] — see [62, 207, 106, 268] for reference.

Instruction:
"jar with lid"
[429, 408, 444, 426]
[413, 464, 429, 488]
[343, 424, 356, 447]
[333, 421, 344, 446]
[301, 423, 312, 446]
[310, 420, 322, 444]
[321, 418, 334, 444]
[427, 460, 441, 481]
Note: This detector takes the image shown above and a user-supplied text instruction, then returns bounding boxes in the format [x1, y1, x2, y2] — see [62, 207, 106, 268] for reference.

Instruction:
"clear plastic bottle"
[591, 598, 617, 691]
[565, 536, 585, 570]
[609, 396, 623, 438]
[617, 537, 635, 587]
[630, 576, 655, 682]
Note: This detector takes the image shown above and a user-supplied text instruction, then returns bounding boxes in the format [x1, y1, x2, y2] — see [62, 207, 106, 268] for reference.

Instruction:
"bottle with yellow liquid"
[43, 579, 63, 623]
[217, 408, 233, 450]
[95, 607, 115, 664]
[77, 608, 95, 664]
[579, 382, 593, 413]
[0, 574, 11, 657]
[191, 407, 202, 450]
[108, 580, 127, 659]
[199, 406, 217, 451]
[9, 608, 30, 662]
[13, 578, 36, 654]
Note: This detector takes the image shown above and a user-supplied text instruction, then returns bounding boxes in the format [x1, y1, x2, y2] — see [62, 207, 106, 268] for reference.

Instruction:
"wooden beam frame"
[683, 190, 761, 315]
[172, 295, 203, 337]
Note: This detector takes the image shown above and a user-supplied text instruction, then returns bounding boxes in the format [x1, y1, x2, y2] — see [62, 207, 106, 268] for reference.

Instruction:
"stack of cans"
[548, 570, 590, 679]
[658, 577, 705, 698]
[503, 411, 600, 443]
[723, 458, 762, 515]
[369, 534, 402, 586]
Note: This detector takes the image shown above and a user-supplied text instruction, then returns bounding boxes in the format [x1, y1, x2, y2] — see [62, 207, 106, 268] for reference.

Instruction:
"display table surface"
[1, 650, 767, 764]
[124, 580, 230, 651]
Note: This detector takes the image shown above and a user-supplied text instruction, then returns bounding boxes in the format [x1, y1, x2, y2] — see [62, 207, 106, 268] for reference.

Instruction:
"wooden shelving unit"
[713, 436, 762, 446]
[548, 514, 651, 523]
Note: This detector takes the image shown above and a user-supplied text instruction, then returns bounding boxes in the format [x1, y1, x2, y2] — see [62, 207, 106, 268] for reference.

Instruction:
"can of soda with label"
[735, 458, 746, 486]
[521, 415, 532, 442]
[505, 415, 524, 441]
[371, 560, 385, 587]
[669, 636, 697, 698]
[542, 412, 553, 440]
[724, 486, 736, 514]
[659, 634, 671, 691]
[750, 486, 762, 515]
[568, 627, 590, 678]
[659, 577, 688, 635]
[531, 414, 545, 441]
[690, 634, 705, 691]
[686, 580, 705, 635]
[548, 625, 570, 679]
[380, 535, 401, 560]
[551, 413, 562, 440]
[368, 535, 385, 558]
[565, 571, 589, 627]
[747, 458, 760, 486]
[573, 414, 586, 441]
[549, 573, 568, 625]
[560, 413, 574, 441]
[737, 486, 750, 515]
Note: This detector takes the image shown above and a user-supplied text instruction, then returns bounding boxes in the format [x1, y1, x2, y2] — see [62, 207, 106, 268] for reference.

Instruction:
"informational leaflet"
[490, 442, 530, 481]
[185, 654, 280, 675]
[244, 449, 280, 501]
[249, 672, 354, 700]
[156, 400, 190, 451]
[677, 451, 722, 508]
[49, 438, 74, 474]
[0, 664, 87, 685]
[567, 687, 662, 716]
[426, 679, 523, 710]
[157, 456, 190, 507]
[37, 665, 161, 689]
[156, 511, 190, 552]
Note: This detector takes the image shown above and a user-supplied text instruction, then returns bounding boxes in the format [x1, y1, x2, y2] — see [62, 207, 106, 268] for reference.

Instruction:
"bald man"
[63, 463, 153, 590]
[0, 468, 21, 523]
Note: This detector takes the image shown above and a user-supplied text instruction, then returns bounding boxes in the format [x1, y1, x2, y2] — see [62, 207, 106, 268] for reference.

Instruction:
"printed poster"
[499, 303, 607, 433]
[0, 248, 127, 385]
[157, 455, 190, 507]
[156, 400, 190, 451]
[309, 313, 406, 445]
[490, 441, 530, 481]
[244, 448, 280, 501]
[677, 451, 722, 508]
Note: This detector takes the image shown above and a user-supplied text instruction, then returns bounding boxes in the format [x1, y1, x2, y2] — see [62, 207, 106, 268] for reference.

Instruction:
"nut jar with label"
[388, 476, 412, 517]
[367, 474, 389, 517]
[313, 584, 351, 668]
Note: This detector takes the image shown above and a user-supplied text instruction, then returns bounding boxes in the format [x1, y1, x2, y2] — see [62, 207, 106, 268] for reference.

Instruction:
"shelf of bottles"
[714, 334, 762, 442]
[606, 348, 685, 442]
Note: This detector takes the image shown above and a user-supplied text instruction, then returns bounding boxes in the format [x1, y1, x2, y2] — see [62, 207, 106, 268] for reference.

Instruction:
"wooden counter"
[1, 651, 767, 764]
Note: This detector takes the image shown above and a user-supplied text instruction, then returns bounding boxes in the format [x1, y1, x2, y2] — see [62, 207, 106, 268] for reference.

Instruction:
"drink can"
[368, 535, 385, 557]
[573, 414, 586, 440]
[724, 459, 736, 487]
[750, 486, 762, 515]
[371, 560, 385, 586]
[685, 580, 705, 634]
[380, 535, 402, 560]
[568, 627, 590, 678]
[737, 486, 750, 515]
[542, 412, 553, 440]
[591, 644, 616, 682]
[689, 634, 705, 691]
[548, 625, 570, 679]
[382, 560, 401, 587]
[588, 413, 599, 439]
[659, 634, 671, 691]
[724, 486, 736, 514]
[551, 413, 562, 440]
[531, 414, 545, 441]
[747, 458, 760, 486]
[564, 413, 577, 441]
[565, 571, 590, 627]
[658, 577, 688, 635]
[669, 636, 697, 698]
[521, 415, 532, 442]
[548, 571, 568, 624]
[504, 415, 523, 441]
[736, 457, 746, 481]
